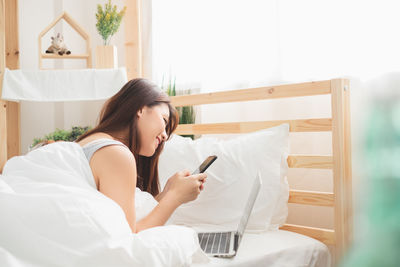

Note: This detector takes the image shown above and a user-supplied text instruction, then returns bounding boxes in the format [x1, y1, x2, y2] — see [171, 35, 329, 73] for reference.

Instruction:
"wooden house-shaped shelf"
[38, 12, 92, 68]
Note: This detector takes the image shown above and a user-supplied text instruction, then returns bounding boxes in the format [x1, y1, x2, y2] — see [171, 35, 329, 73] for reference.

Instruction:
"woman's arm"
[90, 146, 206, 233]
[90, 145, 138, 232]
[154, 190, 166, 202]
[135, 193, 180, 232]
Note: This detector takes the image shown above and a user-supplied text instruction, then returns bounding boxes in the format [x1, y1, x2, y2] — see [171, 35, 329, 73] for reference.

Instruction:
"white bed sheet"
[192, 230, 330, 267]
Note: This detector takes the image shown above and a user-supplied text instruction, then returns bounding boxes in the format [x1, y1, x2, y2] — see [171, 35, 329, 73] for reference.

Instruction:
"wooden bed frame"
[170, 79, 353, 260]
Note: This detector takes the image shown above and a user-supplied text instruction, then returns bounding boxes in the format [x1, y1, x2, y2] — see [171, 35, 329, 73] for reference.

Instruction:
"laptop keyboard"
[198, 232, 231, 254]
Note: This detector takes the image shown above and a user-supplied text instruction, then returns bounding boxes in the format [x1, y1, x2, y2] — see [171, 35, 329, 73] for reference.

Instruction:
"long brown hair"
[77, 78, 178, 196]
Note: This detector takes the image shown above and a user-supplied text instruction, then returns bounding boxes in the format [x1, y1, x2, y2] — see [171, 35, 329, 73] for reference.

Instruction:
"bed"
[0, 76, 352, 267]
[167, 78, 352, 266]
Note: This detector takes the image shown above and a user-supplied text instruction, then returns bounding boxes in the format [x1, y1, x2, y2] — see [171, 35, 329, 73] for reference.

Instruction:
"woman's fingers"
[183, 170, 191, 176]
[191, 173, 207, 181]
[196, 176, 206, 191]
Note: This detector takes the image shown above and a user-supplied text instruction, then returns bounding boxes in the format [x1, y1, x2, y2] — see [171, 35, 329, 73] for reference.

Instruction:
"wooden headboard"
[170, 78, 352, 260]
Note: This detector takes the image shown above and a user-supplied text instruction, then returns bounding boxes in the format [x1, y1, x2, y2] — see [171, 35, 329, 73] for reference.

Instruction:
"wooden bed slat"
[280, 224, 335, 245]
[174, 118, 332, 134]
[171, 80, 331, 107]
[289, 190, 334, 207]
[287, 155, 333, 169]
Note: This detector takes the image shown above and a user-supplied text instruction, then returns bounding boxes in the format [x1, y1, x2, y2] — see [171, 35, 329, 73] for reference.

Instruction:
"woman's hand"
[163, 170, 207, 205]
[136, 171, 206, 232]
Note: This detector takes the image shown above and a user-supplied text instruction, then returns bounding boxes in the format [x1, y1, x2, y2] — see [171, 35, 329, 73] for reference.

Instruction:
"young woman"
[75, 78, 206, 233]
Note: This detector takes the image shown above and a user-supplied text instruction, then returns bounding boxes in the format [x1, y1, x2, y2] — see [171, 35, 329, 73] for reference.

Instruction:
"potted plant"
[95, 0, 126, 68]
[162, 77, 196, 139]
[31, 126, 91, 150]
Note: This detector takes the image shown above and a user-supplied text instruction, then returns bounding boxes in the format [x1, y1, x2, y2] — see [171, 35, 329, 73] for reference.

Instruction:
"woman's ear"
[137, 106, 149, 118]
[137, 108, 144, 118]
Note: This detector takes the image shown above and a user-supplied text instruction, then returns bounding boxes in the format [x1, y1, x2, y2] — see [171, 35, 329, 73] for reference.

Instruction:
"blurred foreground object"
[341, 92, 400, 266]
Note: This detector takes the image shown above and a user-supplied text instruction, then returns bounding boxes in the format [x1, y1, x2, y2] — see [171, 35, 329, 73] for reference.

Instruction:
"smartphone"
[192, 155, 218, 175]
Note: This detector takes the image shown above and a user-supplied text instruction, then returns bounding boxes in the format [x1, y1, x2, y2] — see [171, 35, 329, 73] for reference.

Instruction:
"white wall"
[19, 0, 126, 153]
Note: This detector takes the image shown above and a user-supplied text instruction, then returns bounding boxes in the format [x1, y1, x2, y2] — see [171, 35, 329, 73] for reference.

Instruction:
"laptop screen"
[237, 173, 262, 236]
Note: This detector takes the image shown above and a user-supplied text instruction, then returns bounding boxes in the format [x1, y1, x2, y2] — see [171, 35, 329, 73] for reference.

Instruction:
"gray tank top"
[81, 138, 127, 162]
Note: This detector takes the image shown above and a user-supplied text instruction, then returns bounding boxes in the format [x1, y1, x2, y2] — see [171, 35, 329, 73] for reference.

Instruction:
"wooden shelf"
[38, 11, 92, 68]
[41, 53, 90, 59]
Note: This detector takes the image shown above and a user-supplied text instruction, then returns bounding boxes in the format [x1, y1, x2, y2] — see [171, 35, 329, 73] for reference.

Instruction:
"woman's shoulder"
[84, 136, 132, 163]
[77, 132, 119, 147]
[86, 137, 136, 183]
[78, 133, 134, 171]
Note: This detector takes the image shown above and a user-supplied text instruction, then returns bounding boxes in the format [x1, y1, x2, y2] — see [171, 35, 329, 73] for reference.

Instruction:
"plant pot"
[95, 45, 118, 69]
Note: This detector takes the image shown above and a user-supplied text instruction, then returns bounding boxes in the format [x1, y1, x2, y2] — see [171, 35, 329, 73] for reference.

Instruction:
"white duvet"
[0, 142, 208, 267]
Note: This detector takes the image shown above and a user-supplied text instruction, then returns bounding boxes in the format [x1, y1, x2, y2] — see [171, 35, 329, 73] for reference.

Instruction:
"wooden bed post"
[0, 0, 7, 172]
[124, 0, 142, 79]
[0, 0, 20, 173]
[5, 0, 20, 160]
[331, 78, 353, 260]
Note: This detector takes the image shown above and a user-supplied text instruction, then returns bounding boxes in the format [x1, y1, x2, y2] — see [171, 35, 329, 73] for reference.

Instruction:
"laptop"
[197, 174, 262, 257]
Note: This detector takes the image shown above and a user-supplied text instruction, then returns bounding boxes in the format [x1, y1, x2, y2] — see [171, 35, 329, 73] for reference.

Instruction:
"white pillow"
[158, 123, 289, 231]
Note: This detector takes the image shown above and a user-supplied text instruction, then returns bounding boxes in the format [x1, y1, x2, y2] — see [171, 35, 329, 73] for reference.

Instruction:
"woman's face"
[136, 103, 170, 157]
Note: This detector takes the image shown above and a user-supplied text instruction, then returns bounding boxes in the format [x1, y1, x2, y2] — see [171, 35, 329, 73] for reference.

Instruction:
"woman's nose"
[161, 130, 168, 141]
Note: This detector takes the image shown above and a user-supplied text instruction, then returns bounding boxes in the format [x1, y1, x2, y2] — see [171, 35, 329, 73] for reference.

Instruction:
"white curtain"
[151, 0, 400, 90]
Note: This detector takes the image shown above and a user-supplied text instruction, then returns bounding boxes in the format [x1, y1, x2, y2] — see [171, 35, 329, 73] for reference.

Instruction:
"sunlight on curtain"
[152, 0, 280, 90]
[152, 0, 400, 89]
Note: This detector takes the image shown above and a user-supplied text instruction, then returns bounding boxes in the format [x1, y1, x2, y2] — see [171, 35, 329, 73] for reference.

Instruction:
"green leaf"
[31, 126, 91, 148]
[95, 1, 126, 43]
[161, 77, 196, 139]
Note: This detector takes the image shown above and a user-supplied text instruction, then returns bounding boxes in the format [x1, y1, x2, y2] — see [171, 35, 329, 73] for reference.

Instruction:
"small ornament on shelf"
[38, 11, 92, 69]
[45, 33, 71, 56]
